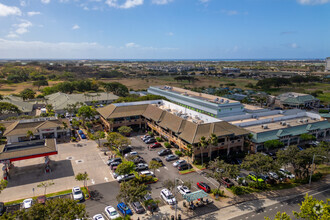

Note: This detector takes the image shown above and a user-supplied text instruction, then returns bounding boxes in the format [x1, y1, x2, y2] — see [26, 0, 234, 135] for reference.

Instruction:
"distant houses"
[274, 92, 320, 109]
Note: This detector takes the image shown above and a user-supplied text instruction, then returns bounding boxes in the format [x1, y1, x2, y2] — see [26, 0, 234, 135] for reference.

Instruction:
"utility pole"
[309, 154, 327, 186]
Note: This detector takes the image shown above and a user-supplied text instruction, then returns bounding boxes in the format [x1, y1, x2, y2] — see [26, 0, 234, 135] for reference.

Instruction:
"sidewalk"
[132, 175, 329, 220]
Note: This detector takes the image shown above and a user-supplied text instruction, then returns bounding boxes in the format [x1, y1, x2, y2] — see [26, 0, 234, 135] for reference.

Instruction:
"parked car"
[151, 157, 164, 166]
[72, 187, 84, 201]
[143, 194, 158, 211]
[149, 142, 161, 149]
[248, 172, 264, 182]
[110, 161, 121, 170]
[22, 198, 33, 209]
[220, 177, 234, 188]
[125, 151, 138, 158]
[160, 189, 176, 205]
[130, 201, 145, 214]
[158, 149, 172, 156]
[141, 135, 151, 141]
[117, 202, 133, 216]
[172, 160, 187, 167]
[133, 156, 146, 164]
[197, 182, 211, 193]
[177, 185, 191, 195]
[135, 163, 149, 171]
[107, 157, 122, 166]
[143, 136, 154, 142]
[36, 196, 46, 204]
[165, 154, 179, 162]
[105, 206, 120, 219]
[177, 163, 191, 171]
[268, 172, 279, 180]
[259, 174, 269, 181]
[279, 169, 295, 179]
[236, 173, 247, 181]
[78, 130, 83, 135]
[80, 134, 87, 139]
[119, 146, 132, 155]
[0, 202, 5, 216]
[93, 214, 105, 220]
[116, 173, 136, 183]
[140, 170, 155, 177]
[145, 138, 156, 144]
[113, 172, 120, 179]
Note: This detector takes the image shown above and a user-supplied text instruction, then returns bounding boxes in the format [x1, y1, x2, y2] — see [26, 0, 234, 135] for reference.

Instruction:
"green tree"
[26, 130, 34, 141]
[75, 172, 89, 188]
[77, 105, 96, 126]
[107, 132, 131, 150]
[208, 133, 218, 160]
[264, 140, 284, 151]
[118, 126, 133, 136]
[71, 118, 80, 129]
[33, 80, 49, 90]
[116, 161, 136, 175]
[37, 180, 55, 195]
[149, 160, 162, 174]
[300, 134, 316, 142]
[198, 136, 208, 166]
[162, 179, 176, 192]
[242, 153, 277, 184]
[20, 88, 36, 100]
[90, 131, 105, 147]
[1, 198, 88, 219]
[0, 102, 21, 114]
[117, 180, 149, 205]
[0, 179, 8, 194]
[264, 212, 292, 220]
[0, 123, 5, 139]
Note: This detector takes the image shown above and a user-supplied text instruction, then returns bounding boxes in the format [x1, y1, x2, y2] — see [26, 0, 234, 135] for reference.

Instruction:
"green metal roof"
[183, 190, 209, 202]
[282, 95, 317, 105]
[252, 120, 330, 143]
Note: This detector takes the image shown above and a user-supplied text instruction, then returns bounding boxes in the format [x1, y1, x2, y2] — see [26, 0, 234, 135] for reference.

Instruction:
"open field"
[0, 80, 61, 95]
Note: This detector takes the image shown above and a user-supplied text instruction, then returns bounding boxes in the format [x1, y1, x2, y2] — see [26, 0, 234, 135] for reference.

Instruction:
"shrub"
[211, 189, 225, 197]
[248, 182, 269, 190]
[175, 150, 183, 157]
[230, 186, 252, 195]
[193, 159, 202, 165]
[312, 172, 323, 182]
[148, 131, 154, 136]
[155, 137, 162, 142]
[164, 142, 171, 148]
[319, 109, 329, 114]
[71, 137, 76, 142]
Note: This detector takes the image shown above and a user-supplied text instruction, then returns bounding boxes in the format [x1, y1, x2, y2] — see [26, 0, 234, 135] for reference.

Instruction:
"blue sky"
[0, 0, 329, 59]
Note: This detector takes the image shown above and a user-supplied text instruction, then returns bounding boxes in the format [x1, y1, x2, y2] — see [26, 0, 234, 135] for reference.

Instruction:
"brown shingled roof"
[158, 111, 185, 133]
[97, 104, 149, 119]
[142, 105, 165, 122]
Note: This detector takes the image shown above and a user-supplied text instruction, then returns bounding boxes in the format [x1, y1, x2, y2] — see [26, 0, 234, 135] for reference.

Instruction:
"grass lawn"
[268, 182, 300, 190]
[4, 187, 89, 206]
[194, 164, 206, 170]
[179, 168, 195, 175]
[315, 164, 330, 175]
[317, 92, 330, 104]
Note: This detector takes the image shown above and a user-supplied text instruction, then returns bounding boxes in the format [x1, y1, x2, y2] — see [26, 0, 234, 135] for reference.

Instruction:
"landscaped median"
[4, 187, 90, 206]
[179, 168, 196, 175]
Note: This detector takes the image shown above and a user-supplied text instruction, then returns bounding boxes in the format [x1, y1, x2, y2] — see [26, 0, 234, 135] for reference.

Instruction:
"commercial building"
[326, 57, 330, 72]
[224, 109, 330, 152]
[2, 117, 71, 144]
[97, 100, 249, 160]
[275, 92, 320, 109]
[148, 86, 245, 117]
[45, 92, 119, 114]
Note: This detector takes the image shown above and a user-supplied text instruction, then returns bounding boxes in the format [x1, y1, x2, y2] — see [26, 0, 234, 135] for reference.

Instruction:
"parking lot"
[1, 140, 113, 202]
[85, 134, 220, 218]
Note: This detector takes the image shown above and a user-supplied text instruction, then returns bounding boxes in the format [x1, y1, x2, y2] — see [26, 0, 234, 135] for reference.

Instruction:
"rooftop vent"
[261, 125, 268, 129]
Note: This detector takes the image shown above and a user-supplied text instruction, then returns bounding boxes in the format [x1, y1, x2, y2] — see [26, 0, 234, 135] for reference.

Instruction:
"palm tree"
[208, 133, 218, 161]
[26, 130, 34, 142]
[198, 136, 208, 167]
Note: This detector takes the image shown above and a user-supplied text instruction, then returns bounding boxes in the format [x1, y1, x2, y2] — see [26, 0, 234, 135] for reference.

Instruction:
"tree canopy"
[107, 132, 131, 149]
[116, 161, 136, 175]
[118, 126, 133, 136]
[20, 88, 36, 100]
[264, 140, 284, 150]
[0, 102, 21, 114]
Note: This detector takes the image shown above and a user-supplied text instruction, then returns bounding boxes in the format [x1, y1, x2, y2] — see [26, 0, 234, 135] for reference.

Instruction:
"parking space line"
[102, 212, 110, 220]
[91, 179, 95, 185]
[156, 169, 160, 172]
[164, 167, 168, 170]
[98, 152, 108, 165]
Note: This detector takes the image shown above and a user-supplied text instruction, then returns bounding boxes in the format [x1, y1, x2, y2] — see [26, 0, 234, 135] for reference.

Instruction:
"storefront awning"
[183, 190, 209, 202]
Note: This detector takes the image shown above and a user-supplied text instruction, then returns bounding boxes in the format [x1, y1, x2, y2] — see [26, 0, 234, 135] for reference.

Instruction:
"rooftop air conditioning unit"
[304, 119, 309, 123]
[263, 125, 268, 129]
[286, 123, 291, 127]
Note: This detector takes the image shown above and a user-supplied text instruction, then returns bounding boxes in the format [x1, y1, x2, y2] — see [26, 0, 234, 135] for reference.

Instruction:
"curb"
[179, 169, 196, 175]
[84, 186, 91, 201]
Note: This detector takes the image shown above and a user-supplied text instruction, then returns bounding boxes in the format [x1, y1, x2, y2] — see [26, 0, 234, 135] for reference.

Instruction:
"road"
[85, 135, 220, 218]
[229, 188, 330, 220]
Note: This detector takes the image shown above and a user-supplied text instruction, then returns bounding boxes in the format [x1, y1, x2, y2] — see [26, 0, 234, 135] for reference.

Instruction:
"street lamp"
[309, 154, 327, 186]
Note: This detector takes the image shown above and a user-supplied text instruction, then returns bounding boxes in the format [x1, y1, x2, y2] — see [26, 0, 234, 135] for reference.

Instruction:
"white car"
[22, 198, 33, 209]
[279, 169, 295, 179]
[116, 173, 136, 183]
[140, 170, 155, 177]
[160, 189, 176, 205]
[125, 151, 138, 158]
[268, 172, 279, 180]
[172, 160, 186, 167]
[93, 214, 105, 220]
[177, 185, 191, 195]
[135, 163, 149, 171]
[105, 206, 120, 219]
[72, 187, 84, 201]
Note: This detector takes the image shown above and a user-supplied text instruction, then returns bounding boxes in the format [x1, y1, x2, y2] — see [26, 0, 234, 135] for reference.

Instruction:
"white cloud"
[200, 0, 210, 3]
[167, 32, 174, 36]
[72, 24, 80, 30]
[6, 32, 19, 38]
[0, 3, 22, 17]
[290, 43, 299, 48]
[14, 20, 32, 35]
[41, 0, 51, 4]
[221, 10, 239, 16]
[105, 0, 144, 9]
[27, 11, 41, 16]
[126, 42, 139, 47]
[152, 0, 173, 5]
[297, 0, 330, 5]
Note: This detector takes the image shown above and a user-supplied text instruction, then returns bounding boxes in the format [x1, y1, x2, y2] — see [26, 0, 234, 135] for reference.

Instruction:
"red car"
[149, 142, 161, 149]
[197, 182, 211, 193]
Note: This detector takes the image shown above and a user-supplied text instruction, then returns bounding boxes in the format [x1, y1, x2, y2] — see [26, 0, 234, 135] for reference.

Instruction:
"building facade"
[275, 92, 320, 109]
